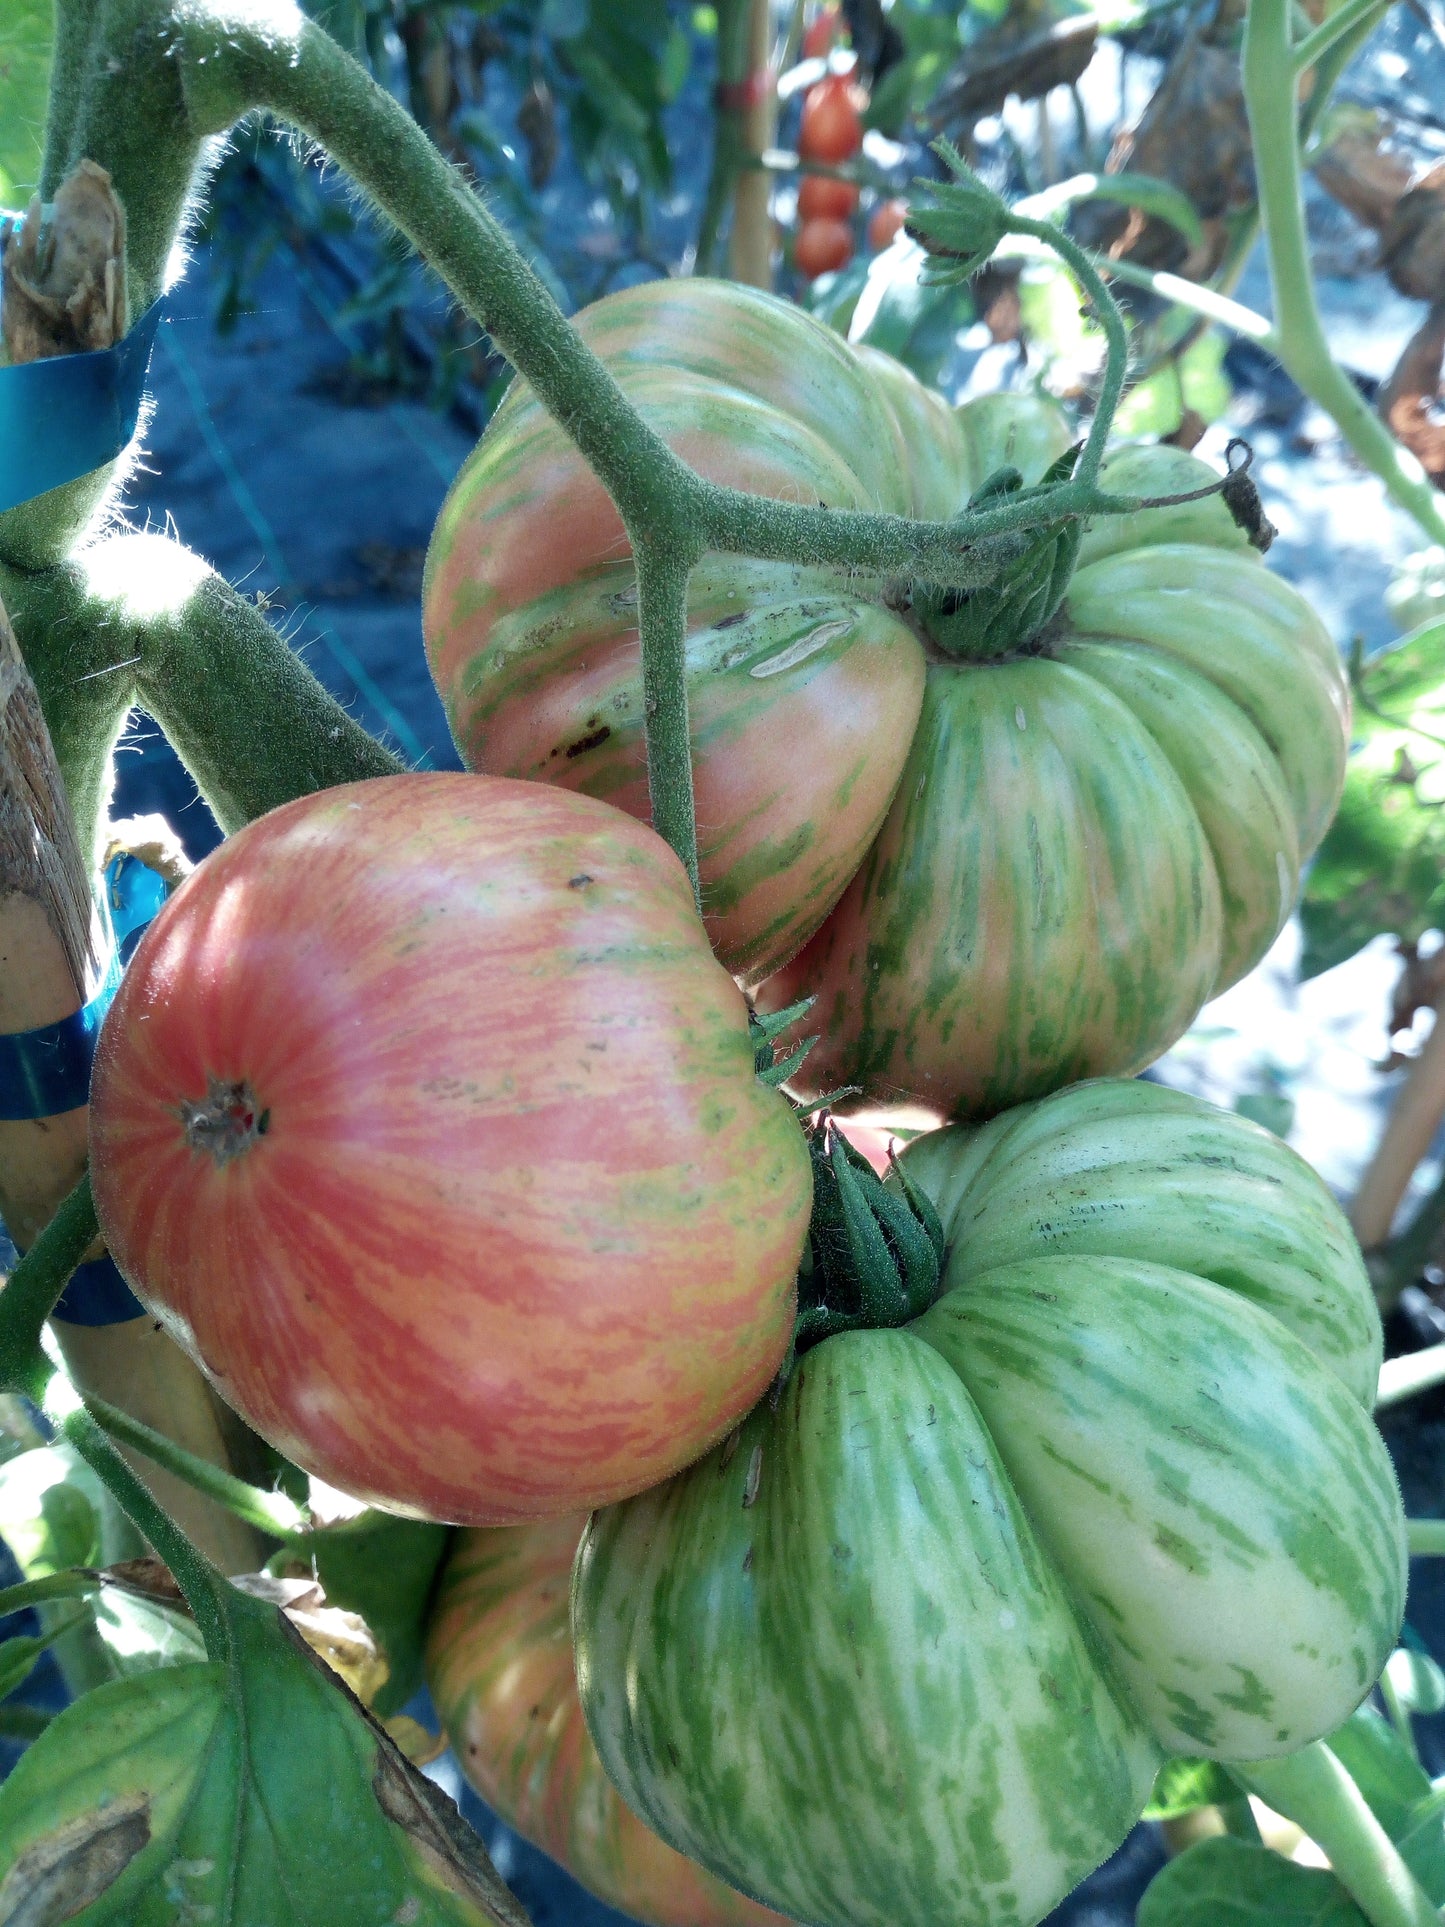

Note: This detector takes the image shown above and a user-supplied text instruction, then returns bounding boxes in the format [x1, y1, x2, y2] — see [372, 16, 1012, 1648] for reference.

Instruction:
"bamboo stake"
[727, 0, 778, 288]
[1351, 985, 1445, 1253]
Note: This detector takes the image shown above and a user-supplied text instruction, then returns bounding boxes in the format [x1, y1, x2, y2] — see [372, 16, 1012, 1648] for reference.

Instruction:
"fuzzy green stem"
[59, 1402, 233, 1657]
[1407, 1517, 1445, 1556]
[0, 539, 400, 863]
[0, 1176, 97, 1402]
[632, 537, 702, 898]
[1231, 1745, 1441, 1927]
[0, 1572, 102, 1616]
[83, 1391, 308, 1542]
[1243, 0, 1445, 548]
[1009, 214, 1130, 485]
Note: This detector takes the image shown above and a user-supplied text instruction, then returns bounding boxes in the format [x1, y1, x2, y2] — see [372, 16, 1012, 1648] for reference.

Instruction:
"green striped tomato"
[572, 1079, 1405, 1927]
[756, 434, 1349, 1117]
[89, 774, 811, 1526]
[426, 277, 1347, 1115]
[426, 1517, 789, 1927]
[422, 279, 947, 987]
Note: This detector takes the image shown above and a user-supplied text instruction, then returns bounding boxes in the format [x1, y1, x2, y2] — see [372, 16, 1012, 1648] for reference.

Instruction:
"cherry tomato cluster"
[792, 13, 908, 280]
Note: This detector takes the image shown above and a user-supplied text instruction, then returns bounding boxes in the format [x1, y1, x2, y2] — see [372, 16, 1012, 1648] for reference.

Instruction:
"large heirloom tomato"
[423, 278, 955, 987]
[427, 278, 1346, 1116]
[758, 430, 1350, 1117]
[89, 774, 811, 1526]
[573, 1079, 1405, 1927]
[426, 1518, 788, 1927]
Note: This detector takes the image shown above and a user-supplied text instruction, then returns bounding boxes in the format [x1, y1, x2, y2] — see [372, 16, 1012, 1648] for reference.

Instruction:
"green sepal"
[918, 440, 1085, 658]
[789, 1118, 946, 1360]
[905, 139, 1012, 284]
[750, 999, 816, 1086]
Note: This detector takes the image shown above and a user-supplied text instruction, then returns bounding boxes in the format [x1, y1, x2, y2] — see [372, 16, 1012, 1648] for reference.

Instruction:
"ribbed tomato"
[426, 1518, 789, 1927]
[798, 74, 864, 162]
[573, 1079, 1405, 1927]
[423, 280, 952, 987]
[797, 172, 859, 221]
[88, 773, 811, 1526]
[756, 429, 1350, 1116]
[794, 215, 854, 277]
[426, 278, 1346, 1116]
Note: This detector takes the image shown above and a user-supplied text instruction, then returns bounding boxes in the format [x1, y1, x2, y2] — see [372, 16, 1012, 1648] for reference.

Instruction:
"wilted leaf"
[0, 1585, 529, 1925]
[270, 1511, 451, 1716]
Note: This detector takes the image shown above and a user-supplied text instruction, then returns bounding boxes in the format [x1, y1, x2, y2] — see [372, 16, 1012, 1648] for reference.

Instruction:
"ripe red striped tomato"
[89, 774, 811, 1526]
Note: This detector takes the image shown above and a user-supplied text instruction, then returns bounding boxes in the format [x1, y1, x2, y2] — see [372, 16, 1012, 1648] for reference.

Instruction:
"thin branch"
[83, 1389, 308, 1542]
[1243, 0, 1445, 548]
[0, 1175, 96, 1401]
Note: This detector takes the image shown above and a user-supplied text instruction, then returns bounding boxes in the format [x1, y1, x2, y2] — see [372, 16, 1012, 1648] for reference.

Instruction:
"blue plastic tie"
[0, 950, 121, 1123]
[3, 854, 170, 1324]
[52, 1253, 146, 1327]
[0, 297, 164, 513]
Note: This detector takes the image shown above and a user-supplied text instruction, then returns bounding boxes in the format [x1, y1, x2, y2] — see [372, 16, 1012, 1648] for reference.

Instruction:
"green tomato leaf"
[0, 0, 51, 207]
[272, 1512, 451, 1716]
[1300, 619, 1445, 977]
[0, 1608, 87, 1699]
[0, 1585, 529, 1925]
[1113, 333, 1231, 440]
[1144, 1755, 1239, 1819]
[848, 239, 976, 387]
[1232, 1091, 1296, 1139]
[1137, 1836, 1368, 1926]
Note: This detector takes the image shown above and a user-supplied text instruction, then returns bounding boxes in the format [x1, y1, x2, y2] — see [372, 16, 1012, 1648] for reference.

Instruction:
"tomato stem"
[59, 1398, 237, 1660]
[82, 1387, 309, 1543]
[1231, 1745, 1442, 1927]
[1242, 0, 1445, 549]
[0, 1173, 97, 1403]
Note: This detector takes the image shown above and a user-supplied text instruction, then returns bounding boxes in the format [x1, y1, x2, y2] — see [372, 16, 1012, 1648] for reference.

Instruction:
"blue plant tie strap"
[0, 296, 164, 513]
[106, 848, 170, 964]
[0, 949, 121, 1123]
[2, 851, 171, 1325]
[53, 1253, 146, 1327]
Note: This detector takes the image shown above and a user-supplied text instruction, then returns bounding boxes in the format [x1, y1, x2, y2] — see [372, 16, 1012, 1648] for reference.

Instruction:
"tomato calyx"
[916, 447, 1083, 662]
[176, 1075, 271, 1168]
[781, 1117, 946, 1374]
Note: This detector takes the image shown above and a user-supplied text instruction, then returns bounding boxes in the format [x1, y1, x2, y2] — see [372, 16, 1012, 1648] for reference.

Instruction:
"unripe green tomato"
[573, 1079, 1405, 1927]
